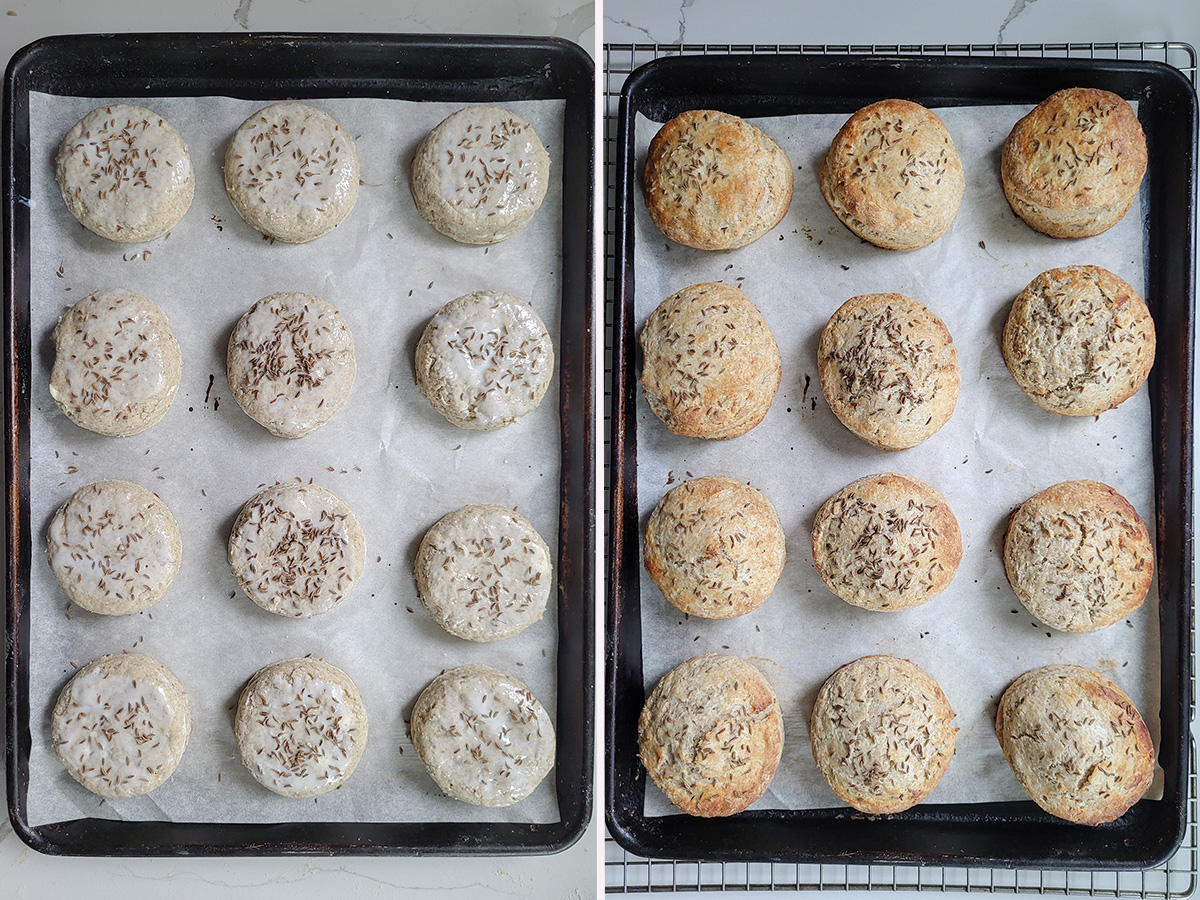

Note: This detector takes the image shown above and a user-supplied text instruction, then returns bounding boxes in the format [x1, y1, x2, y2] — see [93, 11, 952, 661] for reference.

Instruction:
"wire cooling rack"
[602, 40, 1199, 896]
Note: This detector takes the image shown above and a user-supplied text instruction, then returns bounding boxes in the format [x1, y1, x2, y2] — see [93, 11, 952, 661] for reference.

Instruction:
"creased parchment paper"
[27, 92, 565, 826]
[633, 104, 1160, 816]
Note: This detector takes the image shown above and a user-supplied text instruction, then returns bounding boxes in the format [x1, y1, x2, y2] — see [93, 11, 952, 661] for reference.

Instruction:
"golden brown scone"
[642, 109, 793, 251]
[639, 654, 784, 817]
[810, 655, 956, 814]
[1002, 265, 1155, 416]
[820, 99, 965, 250]
[995, 665, 1154, 825]
[640, 282, 781, 439]
[1004, 480, 1153, 633]
[1002, 88, 1147, 239]
[817, 293, 960, 450]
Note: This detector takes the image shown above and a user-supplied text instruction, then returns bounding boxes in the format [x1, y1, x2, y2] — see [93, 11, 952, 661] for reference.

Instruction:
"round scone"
[643, 476, 786, 618]
[1002, 88, 1147, 239]
[228, 483, 366, 618]
[639, 654, 783, 817]
[996, 665, 1154, 824]
[820, 99, 965, 251]
[235, 657, 368, 798]
[51, 653, 190, 798]
[1005, 480, 1153, 632]
[810, 655, 956, 814]
[47, 480, 182, 615]
[414, 289, 554, 430]
[411, 664, 555, 807]
[227, 291, 356, 438]
[642, 109, 793, 251]
[414, 504, 552, 642]
[223, 102, 359, 243]
[410, 106, 551, 244]
[1002, 265, 1155, 417]
[639, 282, 781, 439]
[818, 293, 960, 450]
[811, 473, 961, 611]
[55, 104, 194, 243]
[49, 288, 182, 437]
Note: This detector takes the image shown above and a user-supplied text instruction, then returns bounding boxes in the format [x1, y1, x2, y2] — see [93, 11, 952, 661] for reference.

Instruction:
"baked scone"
[820, 99, 965, 250]
[810, 655, 956, 814]
[638, 654, 783, 817]
[47, 480, 182, 615]
[51, 653, 191, 798]
[818, 293, 960, 450]
[414, 504, 552, 642]
[642, 109, 793, 251]
[228, 483, 366, 618]
[1005, 480, 1153, 632]
[995, 665, 1154, 824]
[55, 104, 194, 243]
[224, 102, 359, 243]
[227, 291, 356, 438]
[410, 106, 551, 244]
[643, 476, 786, 618]
[811, 473, 961, 611]
[1002, 265, 1155, 416]
[639, 282, 781, 439]
[1002, 88, 1147, 238]
[49, 288, 182, 436]
[411, 664, 555, 807]
[235, 657, 368, 798]
[415, 289, 554, 430]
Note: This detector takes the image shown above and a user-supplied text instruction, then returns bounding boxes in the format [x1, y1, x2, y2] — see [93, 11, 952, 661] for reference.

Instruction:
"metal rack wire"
[602, 40, 1199, 896]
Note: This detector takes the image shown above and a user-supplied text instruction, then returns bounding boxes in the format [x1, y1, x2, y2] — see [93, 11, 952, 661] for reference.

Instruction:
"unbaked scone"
[227, 291, 356, 438]
[820, 99, 965, 250]
[51, 653, 191, 798]
[1002, 265, 1155, 416]
[995, 665, 1154, 824]
[410, 106, 551, 244]
[810, 655, 956, 814]
[228, 483, 366, 618]
[414, 504, 552, 642]
[638, 654, 783, 817]
[49, 288, 182, 436]
[234, 657, 368, 798]
[643, 475, 786, 618]
[639, 282, 781, 439]
[411, 664, 555, 807]
[55, 104, 194, 242]
[414, 289, 554, 430]
[224, 102, 359, 243]
[47, 480, 182, 615]
[1005, 480, 1153, 632]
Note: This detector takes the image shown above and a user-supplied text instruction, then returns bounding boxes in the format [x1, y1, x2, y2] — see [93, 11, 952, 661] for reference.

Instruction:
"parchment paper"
[633, 105, 1161, 816]
[26, 92, 566, 826]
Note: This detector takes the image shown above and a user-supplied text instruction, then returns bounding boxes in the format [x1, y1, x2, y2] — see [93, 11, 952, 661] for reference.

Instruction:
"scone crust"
[639, 282, 782, 439]
[1002, 265, 1155, 416]
[643, 476, 786, 618]
[810, 655, 956, 814]
[995, 664, 1154, 824]
[1005, 480, 1153, 632]
[820, 99, 965, 250]
[1002, 88, 1147, 238]
[642, 109, 794, 251]
[638, 654, 784, 817]
[818, 293, 960, 450]
[811, 473, 961, 611]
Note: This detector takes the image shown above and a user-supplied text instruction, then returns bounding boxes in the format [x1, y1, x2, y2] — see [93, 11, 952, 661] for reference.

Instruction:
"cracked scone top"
[810, 655, 956, 814]
[638, 654, 784, 817]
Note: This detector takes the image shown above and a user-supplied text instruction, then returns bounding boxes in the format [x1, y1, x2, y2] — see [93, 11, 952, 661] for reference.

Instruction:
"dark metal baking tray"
[607, 53, 1196, 869]
[4, 32, 593, 856]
